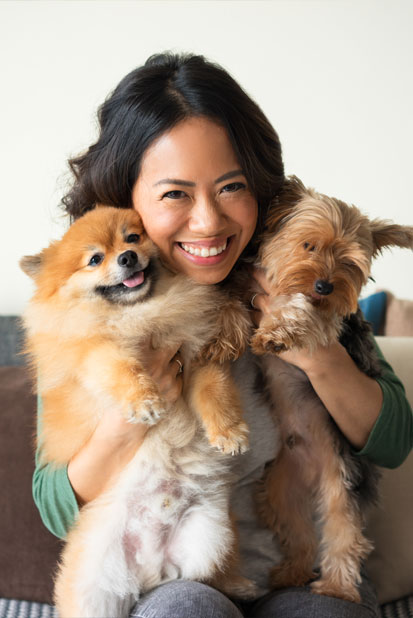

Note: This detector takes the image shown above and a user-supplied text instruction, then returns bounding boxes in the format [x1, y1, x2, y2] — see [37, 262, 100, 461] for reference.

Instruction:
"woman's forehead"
[138, 117, 241, 182]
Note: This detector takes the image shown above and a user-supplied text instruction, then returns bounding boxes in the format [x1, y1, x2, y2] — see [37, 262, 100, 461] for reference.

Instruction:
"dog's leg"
[54, 495, 140, 618]
[56, 586, 133, 618]
[201, 298, 251, 363]
[188, 362, 249, 455]
[312, 446, 372, 603]
[251, 294, 342, 355]
[209, 513, 258, 600]
[259, 448, 318, 588]
[80, 342, 167, 425]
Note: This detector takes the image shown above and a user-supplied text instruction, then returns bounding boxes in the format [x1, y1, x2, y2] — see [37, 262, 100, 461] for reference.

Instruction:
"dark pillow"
[0, 366, 62, 603]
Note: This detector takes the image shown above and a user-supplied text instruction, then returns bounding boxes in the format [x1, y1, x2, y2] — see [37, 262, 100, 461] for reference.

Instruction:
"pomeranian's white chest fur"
[61, 404, 233, 618]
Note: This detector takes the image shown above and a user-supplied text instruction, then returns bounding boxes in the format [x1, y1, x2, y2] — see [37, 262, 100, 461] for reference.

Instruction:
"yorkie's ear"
[19, 253, 43, 279]
[266, 175, 306, 232]
[370, 219, 413, 255]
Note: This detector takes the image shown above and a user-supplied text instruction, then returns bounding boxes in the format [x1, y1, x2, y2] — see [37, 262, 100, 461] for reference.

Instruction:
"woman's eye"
[162, 190, 187, 200]
[221, 182, 245, 193]
[126, 233, 140, 243]
[89, 253, 104, 266]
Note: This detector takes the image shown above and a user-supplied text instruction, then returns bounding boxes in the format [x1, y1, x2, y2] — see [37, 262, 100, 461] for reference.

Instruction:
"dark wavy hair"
[62, 52, 285, 237]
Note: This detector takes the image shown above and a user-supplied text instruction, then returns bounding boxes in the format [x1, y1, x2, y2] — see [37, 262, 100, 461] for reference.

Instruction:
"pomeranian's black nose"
[314, 280, 334, 295]
[118, 250, 138, 268]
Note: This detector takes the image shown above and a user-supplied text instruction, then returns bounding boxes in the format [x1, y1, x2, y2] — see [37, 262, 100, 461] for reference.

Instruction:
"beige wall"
[1, 0, 412, 313]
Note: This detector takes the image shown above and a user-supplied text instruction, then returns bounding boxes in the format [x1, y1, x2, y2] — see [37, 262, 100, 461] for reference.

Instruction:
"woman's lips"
[176, 236, 233, 265]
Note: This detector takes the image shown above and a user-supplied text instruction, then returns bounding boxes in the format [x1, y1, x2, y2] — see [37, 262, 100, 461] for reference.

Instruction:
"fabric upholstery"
[365, 337, 413, 604]
[384, 294, 413, 337]
[0, 366, 61, 604]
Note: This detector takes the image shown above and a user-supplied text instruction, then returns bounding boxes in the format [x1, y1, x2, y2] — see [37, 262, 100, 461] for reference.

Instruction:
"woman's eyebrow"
[152, 169, 245, 188]
[153, 178, 195, 187]
[214, 169, 244, 184]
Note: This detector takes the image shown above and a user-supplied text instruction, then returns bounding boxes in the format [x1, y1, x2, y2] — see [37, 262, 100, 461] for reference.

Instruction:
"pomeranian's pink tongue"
[123, 271, 144, 288]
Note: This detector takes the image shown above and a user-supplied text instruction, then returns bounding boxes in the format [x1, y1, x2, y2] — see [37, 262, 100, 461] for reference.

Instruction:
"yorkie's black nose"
[118, 250, 138, 268]
[314, 280, 334, 295]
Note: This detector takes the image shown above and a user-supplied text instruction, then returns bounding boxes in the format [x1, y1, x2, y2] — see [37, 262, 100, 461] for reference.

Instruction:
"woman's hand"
[139, 339, 184, 405]
[248, 266, 383, 449]
[249, 267, 312, 371]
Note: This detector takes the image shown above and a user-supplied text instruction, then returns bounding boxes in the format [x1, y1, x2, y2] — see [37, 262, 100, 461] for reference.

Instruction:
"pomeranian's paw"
[128, 398, 167, 425]
[201, 338, 241, 363]
[209, 422, 249, 455]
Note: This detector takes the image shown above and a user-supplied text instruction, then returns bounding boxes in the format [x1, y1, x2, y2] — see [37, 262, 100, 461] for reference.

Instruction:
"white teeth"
[181, 241, 227, 257]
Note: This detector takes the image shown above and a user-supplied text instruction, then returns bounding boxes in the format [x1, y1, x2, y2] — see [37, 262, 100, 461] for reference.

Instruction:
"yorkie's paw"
[128, 397, 167, 425]
[216, 574, 258, 600]
[250, 329, 291, 356]
[209, 422, 249, 455]
[310, 579, 361, 603]
[270, 563, 317, 589]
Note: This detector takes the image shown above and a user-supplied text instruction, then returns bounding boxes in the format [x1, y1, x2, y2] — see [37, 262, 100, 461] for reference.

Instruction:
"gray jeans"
[130, 575, 380, 618]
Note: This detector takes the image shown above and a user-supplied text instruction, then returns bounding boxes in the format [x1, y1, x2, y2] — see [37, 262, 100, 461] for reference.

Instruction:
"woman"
[33, 52, 412, 618]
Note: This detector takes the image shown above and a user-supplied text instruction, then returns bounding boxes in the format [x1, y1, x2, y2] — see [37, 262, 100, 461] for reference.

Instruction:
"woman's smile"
[176, 235, 233, 263]
[132, 117, 258, 284]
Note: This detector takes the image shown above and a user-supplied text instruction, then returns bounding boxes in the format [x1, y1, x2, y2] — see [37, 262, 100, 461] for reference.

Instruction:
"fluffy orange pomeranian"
[20, 206, 255, 618]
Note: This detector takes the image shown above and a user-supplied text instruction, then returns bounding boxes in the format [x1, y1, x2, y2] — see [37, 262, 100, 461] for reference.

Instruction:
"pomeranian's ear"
[19, 253, 43, 279]
[370, 220, 413, 255]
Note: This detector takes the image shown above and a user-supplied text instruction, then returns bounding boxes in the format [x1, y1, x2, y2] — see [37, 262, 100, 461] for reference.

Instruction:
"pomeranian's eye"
[303, 243, 316, 251]
[126, 233, 140, 244]
[89, 253, 104, 267]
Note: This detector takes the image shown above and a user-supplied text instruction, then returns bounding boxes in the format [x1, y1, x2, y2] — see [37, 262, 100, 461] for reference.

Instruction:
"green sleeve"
[355, 338, 413, 468]
[32, 394, 79, 539]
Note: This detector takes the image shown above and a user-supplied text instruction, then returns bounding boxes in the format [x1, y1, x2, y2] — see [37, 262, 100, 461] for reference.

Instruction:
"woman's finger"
[170, 353, 184, 377]
[250, 266, 272, 295]
[249, 291, 270, 314]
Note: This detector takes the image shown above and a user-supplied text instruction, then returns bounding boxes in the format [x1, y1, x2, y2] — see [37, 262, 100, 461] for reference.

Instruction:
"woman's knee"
[250, 583, 380, 618]
[130, 580, 244, 618]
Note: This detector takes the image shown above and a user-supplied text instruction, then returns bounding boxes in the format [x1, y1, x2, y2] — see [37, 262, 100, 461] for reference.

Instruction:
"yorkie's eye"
[303, 242, 315, 252]
[126, 233, 140, 244]
[89, 253, 104, 267]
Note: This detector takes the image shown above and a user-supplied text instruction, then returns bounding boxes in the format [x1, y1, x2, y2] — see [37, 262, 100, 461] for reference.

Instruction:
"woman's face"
[132, 117, 258, 284]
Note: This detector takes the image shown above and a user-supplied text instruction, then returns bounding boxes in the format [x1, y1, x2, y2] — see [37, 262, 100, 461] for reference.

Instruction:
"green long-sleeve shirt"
[33, 340, 413, 540]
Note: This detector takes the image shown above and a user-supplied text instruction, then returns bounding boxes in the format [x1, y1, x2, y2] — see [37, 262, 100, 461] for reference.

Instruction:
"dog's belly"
[65, 424, 232, 605]
[260, 355, 334, 468]
[121, 471, 201, 589]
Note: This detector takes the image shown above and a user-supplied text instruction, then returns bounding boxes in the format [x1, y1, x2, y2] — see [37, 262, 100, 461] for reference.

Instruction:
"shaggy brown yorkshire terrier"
[251, 176, 413, 602]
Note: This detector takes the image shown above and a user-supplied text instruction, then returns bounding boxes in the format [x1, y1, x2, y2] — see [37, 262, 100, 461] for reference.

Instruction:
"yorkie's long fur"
[252, 176, 413, 602]
[21, 206, 255, 618]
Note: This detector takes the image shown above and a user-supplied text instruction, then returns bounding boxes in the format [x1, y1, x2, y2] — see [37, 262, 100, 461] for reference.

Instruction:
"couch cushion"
[0, 366, 61, 604]
[384, 293, 413, 337]
[365, 337, 413, 604]
[0, 316, 25, 366]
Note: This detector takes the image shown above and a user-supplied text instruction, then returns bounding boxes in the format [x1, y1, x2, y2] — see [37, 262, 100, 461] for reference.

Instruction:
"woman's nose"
[188, 196, 226, 234]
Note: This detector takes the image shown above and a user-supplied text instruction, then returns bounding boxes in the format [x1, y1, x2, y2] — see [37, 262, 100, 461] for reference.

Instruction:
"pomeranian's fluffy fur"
[21, 206, 255, 618]
[251, 176, 413, 602]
